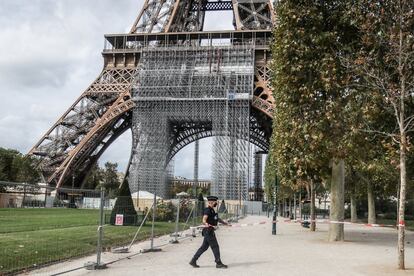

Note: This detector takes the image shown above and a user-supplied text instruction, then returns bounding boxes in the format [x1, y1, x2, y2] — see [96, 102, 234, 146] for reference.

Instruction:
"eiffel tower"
[29, 0, 276, 198]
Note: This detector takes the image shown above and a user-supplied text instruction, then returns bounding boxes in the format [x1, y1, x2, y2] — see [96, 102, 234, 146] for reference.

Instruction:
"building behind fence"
[0, 181, 110, 209]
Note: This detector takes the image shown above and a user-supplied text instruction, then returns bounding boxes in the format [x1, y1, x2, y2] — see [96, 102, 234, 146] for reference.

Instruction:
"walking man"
[189, 195, 230, 268]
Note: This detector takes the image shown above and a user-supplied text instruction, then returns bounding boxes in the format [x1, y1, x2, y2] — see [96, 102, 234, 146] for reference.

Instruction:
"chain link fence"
[0, 182, 248, 275]
[0, 181, 104, 275]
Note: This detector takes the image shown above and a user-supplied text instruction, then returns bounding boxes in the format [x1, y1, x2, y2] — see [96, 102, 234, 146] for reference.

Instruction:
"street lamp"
[272, 173, 278, 235]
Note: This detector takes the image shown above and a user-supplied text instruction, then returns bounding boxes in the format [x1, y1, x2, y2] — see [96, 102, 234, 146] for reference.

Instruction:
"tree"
[344, 134, 400, 224]
[110, 178, 138, 225]
[345, 0, 414, 269]
[0, 148, 18, 181]
[83, 162, 102, 189]
[13, 155, 40, 184]
[0, 147, 40, 185]
[271, 0, 361, 240]
[99, 162, 120, 198]
[264, 151, 276, 204]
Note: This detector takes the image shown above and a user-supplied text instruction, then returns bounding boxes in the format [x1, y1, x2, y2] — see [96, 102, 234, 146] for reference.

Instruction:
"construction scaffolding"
[128, 43, 254, 199]
[253, 149, 263, 201]
[211, 99, 251, 201]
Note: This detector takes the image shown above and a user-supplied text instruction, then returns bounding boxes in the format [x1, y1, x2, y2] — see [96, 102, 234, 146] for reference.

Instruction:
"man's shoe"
[216, 262, 228, 269]
[189, 259, 200, 268]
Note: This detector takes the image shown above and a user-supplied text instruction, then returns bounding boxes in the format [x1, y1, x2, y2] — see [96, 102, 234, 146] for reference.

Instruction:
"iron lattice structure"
[252, 149, 263, 201]
[29, 0, 276, 200]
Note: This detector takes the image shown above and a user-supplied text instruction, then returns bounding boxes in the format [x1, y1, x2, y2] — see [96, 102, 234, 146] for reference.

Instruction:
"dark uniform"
[192, 206, 221, 263]
[190, 196, 227, 268]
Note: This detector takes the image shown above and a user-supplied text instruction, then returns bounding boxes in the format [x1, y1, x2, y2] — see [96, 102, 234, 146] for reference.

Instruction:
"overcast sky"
[0, 0, 238, 179]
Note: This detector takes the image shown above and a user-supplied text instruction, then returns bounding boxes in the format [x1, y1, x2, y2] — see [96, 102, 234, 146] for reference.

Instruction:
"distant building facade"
[172, 176, 211, 193]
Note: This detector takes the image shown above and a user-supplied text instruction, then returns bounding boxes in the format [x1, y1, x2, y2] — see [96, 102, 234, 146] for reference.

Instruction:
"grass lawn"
[0, 208, 188, 274]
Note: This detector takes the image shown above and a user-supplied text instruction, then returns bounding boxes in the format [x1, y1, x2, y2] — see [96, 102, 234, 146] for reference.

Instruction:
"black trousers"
[192, 228, 221, 263]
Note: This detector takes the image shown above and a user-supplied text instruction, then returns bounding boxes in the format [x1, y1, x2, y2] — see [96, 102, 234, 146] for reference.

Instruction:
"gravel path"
[30, 215, 414, 276]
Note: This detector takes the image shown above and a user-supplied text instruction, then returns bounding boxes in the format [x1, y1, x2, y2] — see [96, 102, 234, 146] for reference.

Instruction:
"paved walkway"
[31, 216, 414, 276]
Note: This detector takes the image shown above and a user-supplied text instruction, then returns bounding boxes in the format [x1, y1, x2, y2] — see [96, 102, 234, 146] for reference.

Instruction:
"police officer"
[189, 195, 230, 269]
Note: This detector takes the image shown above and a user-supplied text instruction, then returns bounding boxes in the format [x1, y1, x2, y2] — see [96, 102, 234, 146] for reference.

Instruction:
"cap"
[207, 195, 218, 201]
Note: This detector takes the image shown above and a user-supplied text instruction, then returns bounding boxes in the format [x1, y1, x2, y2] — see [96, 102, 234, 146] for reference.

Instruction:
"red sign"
[115, 214, 124, 226]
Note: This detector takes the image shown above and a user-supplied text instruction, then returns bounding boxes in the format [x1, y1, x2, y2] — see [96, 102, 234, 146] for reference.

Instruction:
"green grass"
[0, 208, 105, 233]
[0, 208, 187, 274]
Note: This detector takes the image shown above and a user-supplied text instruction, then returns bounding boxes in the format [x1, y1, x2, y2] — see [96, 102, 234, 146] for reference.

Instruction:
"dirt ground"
[29, 215, 414, 276]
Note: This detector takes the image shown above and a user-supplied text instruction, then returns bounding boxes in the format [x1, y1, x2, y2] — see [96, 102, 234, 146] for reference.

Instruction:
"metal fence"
[0, 181, 109, 209]
[0, 182, 105, 275]
[0, 182, 245, 275]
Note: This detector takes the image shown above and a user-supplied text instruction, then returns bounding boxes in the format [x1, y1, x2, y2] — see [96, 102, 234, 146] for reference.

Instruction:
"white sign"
[234, 93, 250, 100]
[115, 214, 124, 226]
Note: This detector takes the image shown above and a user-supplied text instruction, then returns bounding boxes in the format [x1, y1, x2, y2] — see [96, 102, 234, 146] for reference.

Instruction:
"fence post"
[97, 187, 105, 265]
[192, 202, 197, 237]
[142, 193, 162, 253]
[192, 198, 196, 227]
[171, 198, 180, 243]
[44, 186, 48, 208]
[85, 186, 107, 270]
[150, 193, 156, 249]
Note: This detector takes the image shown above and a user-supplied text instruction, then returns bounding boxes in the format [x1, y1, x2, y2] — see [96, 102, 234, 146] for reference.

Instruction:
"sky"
[0, 0, 237, 180]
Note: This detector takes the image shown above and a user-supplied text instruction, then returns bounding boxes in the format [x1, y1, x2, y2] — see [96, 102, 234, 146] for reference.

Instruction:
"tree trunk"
[286, 199, 289, 218]
[299, 192, 302, 220]
[280, 201, 283, 217]
[396, 18, 408, 269]
[367, 182, 376, 224]
[398, 132, 407, 269]
[396, 179, 400, 233]
[310, 180, 316, 231]
[288, 198, 291, 219]
[293, 193, 297, 220]
[329, 159, 345, 242]
[350, 194, 357, 223]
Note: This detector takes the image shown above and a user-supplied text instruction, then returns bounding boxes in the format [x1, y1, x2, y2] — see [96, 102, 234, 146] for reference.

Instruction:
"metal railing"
[103, 30, 272, 53]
